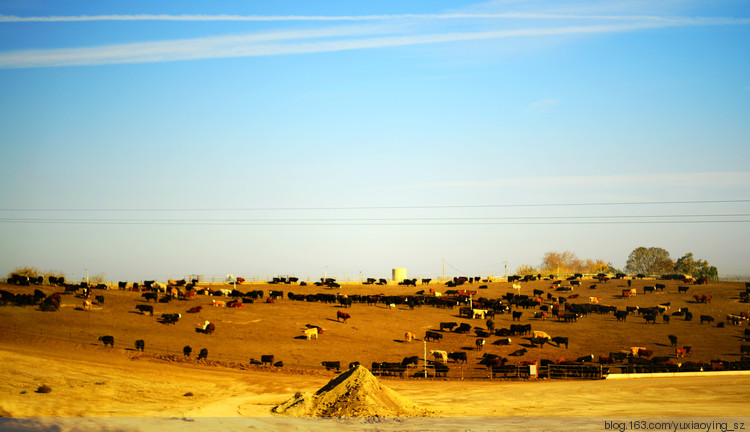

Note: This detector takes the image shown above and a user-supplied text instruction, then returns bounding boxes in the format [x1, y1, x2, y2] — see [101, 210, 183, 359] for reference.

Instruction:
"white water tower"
[392, 268, 407, 283]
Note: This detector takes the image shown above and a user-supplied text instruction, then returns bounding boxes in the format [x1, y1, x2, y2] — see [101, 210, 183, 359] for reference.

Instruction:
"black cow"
[474, 329, 490, 338]
[0, 290, 15, 305]
[551, 336, 569, 349]
[183, 346, 192, 357]
[678, 286, 689, 294]
[160, 313, 180, 324]
[98, 335, 114, 347]
[643, 313, 657, 324]
[433, 362, 449, 377]
[135, 304, 154, 315]
[700, 315, 714, 324]
[663, 315, 670, 324]
[448, 352, 467, 363]
[493, 338, 512, 346]
[454, 323, 472, 333]
[512, 311, 522, 321]
[486, 319, 495, 332]
[615, 310, 628, 322]
[425, 331, 442, 342]
[322, 361, 340, 371]
[142, 292, 158, 302]
[261, 355, 274, 366]
[401, 356, 419, 367]
[644, 286, 655, 294]
[439, 322, 458, 332]
[198, 348, 208, 360]
[135, 339, 145, 352]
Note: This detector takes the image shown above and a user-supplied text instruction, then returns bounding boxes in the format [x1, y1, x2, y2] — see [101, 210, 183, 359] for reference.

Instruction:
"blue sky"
[1, 0, 749, 282]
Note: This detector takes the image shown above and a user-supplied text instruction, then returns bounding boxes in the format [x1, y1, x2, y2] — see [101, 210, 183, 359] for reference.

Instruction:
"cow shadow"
[654, 343, 670, 347]
[293, 335, 308, 340]
[325, 318, 341, 323]
[460, 346, 476, 351]
[393, 339, 407, 343]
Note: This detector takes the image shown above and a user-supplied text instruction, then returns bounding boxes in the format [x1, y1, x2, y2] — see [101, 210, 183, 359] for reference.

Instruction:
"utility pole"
[423, 339, 428, 378]
[442, 258, 445, 282]
[504, 261, 508, 279]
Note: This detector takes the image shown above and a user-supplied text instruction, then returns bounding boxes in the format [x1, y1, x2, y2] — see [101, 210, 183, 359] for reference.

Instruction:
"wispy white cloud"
[527, 98, 559, 113]
[0, 12, 712, 23]
[0, 10, 748, 68]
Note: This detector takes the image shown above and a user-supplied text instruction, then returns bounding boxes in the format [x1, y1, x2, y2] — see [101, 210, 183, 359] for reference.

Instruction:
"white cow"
[472, 309, 488, 319]
[430, 350, 448, 363]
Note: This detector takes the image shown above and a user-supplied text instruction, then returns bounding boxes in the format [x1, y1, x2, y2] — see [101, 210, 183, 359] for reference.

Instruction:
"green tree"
[675, 253, 719, 280]
[604, 262, 623, 275]
[624, 247, 674, 276]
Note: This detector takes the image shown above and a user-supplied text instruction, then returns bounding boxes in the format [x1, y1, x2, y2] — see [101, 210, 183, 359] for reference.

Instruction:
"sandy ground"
[1, 279, 749, 431]
[2, 341, 750, 429]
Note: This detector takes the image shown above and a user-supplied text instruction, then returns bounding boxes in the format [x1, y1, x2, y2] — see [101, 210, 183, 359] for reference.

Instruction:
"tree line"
[516, 248, 718, 280]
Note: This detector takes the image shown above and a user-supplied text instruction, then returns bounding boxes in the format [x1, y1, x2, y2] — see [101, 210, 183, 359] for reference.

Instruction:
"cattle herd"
[1, 273, 750, 380]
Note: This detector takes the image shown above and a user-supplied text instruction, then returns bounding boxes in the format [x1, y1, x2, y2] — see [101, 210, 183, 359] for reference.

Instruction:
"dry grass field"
[2, 278, 747, 372]
[1, 277, 750, 426]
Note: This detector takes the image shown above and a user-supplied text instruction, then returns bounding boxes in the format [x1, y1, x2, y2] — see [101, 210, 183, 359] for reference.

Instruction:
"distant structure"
[392, 268, 407, 283]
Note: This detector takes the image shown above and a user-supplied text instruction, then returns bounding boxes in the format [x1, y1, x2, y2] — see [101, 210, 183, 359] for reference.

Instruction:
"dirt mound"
[272, 365, 428, 417]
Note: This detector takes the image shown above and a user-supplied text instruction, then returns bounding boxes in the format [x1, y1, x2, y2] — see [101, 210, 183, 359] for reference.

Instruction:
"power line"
[0, 199, 749, 212]
[1, 213, 748, 222]
[0, 219, 748, 226]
